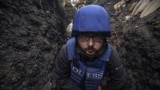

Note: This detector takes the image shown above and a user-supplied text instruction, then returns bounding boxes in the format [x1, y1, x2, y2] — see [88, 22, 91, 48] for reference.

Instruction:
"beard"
[84, 47, 98, 56]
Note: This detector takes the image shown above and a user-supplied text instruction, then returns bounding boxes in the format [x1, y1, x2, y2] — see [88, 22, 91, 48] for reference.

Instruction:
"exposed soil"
[0, 0, 160, 90]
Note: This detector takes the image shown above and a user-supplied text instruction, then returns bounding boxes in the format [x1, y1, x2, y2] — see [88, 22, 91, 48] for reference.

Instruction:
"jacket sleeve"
[105, 46, 126, 90]
[53, 45, 81, 90]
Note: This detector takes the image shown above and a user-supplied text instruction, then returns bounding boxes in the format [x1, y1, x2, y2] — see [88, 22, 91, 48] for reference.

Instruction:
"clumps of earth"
[0, 0, 159, 90]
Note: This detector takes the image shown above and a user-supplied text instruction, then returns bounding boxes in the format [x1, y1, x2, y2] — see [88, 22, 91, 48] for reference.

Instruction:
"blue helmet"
[71, 5, 111, 37]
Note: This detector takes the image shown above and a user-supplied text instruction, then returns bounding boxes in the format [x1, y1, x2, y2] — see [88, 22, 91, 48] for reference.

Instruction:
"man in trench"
[54, 5, 126, 90]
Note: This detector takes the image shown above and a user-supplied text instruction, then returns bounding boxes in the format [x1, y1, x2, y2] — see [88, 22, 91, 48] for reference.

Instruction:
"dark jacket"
[53, 43, 126, 90]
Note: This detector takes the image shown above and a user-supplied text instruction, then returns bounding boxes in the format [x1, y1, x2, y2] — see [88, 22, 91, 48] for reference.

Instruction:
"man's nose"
[88, 37, 94, 46]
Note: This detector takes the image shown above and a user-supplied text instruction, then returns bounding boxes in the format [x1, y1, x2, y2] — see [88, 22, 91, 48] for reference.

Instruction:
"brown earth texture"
[0, 0, 160, 90]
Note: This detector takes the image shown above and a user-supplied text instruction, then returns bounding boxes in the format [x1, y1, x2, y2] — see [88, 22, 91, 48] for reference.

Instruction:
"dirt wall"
[0, 0, 68, 89]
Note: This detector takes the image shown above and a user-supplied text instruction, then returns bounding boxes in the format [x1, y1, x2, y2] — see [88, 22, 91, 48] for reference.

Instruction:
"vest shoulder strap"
[66, 37, 76, 60]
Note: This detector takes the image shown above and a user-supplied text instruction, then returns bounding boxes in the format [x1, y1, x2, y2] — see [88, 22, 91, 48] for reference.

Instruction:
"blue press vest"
[67, 37, 112, 90]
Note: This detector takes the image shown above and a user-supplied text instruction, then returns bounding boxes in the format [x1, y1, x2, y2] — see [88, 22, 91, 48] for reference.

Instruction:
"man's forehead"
[79, 32, 102, 36]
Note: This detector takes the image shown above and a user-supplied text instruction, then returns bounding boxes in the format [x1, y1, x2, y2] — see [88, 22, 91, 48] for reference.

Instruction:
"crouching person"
[54, 5, 126, 90]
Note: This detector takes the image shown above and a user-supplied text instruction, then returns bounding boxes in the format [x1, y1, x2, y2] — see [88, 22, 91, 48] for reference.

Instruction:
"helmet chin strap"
[76, 39, 107, 61]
